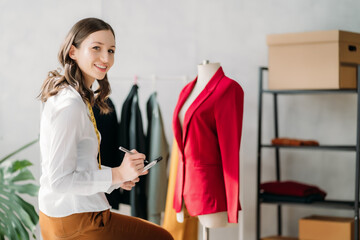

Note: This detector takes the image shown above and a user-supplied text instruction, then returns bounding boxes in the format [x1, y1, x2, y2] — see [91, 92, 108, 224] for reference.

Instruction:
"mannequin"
[177, 60, 234, 228]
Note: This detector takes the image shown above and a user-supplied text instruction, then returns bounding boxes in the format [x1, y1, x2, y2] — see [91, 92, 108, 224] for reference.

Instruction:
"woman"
[38, 17, 173, 240]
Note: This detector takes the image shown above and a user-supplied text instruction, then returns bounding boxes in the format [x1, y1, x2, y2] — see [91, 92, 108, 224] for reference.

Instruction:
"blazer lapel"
[173, 80, 197, 153]
[182, 67, 224, 144]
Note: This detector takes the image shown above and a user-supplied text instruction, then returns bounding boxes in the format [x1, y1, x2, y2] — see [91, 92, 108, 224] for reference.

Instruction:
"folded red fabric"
[271, 138, 319, 146]
[260, 181, 327, 198]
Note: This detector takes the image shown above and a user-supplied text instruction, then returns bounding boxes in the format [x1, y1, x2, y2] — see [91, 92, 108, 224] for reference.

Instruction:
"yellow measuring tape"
[86, 101, 102, 170]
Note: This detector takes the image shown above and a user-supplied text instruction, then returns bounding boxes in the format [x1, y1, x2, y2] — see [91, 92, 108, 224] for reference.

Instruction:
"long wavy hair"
[38, 18, 115, 114]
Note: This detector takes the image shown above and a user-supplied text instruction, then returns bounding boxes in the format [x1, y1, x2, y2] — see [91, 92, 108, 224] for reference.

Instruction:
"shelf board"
[262, 89, 357, 94]
[261, 236, 298, 240]
[260, 198, 356, 210]
[261, 144, 356, 151]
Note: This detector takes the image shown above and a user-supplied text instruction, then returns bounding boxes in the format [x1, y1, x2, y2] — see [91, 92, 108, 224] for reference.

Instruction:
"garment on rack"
[146, 92, 169, 224]
[93, 98, 121, 209]
[260, 181, 327, 198]
[172, 67, 244, 223]
[118, 84, 148, 219]
[260, 193, 325, 203]
[163, 140, 198, 240]
[272, 138, 319, 146]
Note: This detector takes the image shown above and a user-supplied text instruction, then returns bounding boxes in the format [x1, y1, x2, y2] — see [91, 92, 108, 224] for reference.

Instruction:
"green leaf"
[0, 139, 39, 239]
[0, 139, 38, 164]
[0, 212, 8, 237]
[0, 200, 25, 240]
[0, 191, 36, 240]
[11, 214, 29, 240]
[5, 197, 35, 231]
[10, 169, 35, 182]
[13, 195, 38, 227]
[9, 160, 33, 173]
[8, 184, 39, 197]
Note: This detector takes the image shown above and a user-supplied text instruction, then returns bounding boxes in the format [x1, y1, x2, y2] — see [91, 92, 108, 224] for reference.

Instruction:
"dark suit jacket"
[93, 98, 121, 209]
[173, 67, 244, 223]
[146, 92, 169, 224]
[118, 84, 148, 219]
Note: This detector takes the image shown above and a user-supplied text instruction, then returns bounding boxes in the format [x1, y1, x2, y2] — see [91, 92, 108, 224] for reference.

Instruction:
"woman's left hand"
[120, 177, 140, 191]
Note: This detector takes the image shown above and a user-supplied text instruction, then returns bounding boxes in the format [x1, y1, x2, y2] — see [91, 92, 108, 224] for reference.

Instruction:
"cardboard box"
[299, 215, 355, 240]
[267, 30, 360, 90]
[262, 236, 298, 240]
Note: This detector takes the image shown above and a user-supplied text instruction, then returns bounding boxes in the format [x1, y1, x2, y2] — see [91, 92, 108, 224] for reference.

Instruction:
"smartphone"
[142, 156, 163, 173]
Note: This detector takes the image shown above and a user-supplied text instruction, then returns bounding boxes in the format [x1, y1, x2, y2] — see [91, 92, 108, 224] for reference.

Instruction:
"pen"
[119, 146, 149, 164]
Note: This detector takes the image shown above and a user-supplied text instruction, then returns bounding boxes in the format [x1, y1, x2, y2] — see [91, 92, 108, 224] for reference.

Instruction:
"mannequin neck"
[197, 62, 221, 88]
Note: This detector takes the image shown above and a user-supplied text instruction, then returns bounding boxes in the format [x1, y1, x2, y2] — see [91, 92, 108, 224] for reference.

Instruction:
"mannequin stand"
[203, 226, 209, 240]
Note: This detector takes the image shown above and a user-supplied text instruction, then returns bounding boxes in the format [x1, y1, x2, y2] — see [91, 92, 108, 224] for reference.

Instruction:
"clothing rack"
[109, 75, 190, 83]
[108, 75, 191, 93]
[111, 74, 213, 240]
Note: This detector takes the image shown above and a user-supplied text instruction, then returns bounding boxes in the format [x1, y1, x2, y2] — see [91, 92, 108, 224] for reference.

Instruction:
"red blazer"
[172, 67, 244, 223]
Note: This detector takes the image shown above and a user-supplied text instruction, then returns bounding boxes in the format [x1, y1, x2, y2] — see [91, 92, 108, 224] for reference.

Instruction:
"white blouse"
[39, 85, 119, 217]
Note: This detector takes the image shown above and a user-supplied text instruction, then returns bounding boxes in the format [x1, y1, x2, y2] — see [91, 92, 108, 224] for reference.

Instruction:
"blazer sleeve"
[214, 82, 244, 223]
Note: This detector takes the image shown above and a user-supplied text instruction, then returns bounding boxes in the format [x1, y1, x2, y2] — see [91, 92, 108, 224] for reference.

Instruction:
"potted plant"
[0, 139, 39, 240]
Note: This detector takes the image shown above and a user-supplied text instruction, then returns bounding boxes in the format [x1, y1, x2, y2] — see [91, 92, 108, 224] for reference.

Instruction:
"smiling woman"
[38, 18, 114, 114]
[68, 30, 115, 89]
[37, 18, 173, 240]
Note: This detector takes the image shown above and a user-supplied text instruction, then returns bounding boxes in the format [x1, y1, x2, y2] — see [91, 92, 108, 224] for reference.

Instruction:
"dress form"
[177, 61, 233, 228]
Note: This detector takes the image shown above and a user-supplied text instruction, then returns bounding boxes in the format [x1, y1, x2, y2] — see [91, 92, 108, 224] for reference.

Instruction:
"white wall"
[1, 0, 360, 239]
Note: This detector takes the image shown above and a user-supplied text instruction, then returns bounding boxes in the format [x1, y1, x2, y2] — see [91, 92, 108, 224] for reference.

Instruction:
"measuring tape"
[86, 101, 102, 170]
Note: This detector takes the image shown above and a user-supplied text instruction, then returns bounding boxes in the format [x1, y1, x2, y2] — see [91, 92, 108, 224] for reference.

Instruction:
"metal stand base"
[203, 226, 209, 240]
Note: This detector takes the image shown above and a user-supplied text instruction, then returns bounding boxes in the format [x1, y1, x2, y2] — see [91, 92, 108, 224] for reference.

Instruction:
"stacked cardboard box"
[267, 30, 360, 90]
[299, 215, 355, 240]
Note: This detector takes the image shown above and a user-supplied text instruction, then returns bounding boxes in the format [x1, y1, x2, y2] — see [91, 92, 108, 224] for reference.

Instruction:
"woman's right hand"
[112, 149, 148, 184]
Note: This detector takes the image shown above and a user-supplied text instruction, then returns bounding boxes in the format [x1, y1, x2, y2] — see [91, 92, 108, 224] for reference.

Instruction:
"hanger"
[151, 74, 157, 94]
